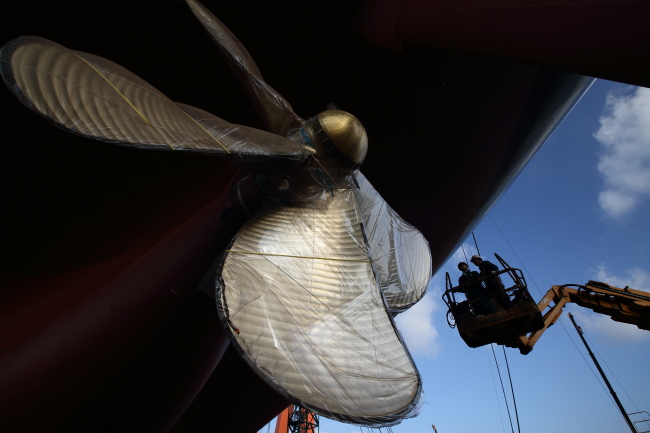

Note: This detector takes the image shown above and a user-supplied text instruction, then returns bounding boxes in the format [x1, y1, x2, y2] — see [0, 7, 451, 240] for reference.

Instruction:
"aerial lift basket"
[442, 254, 544, 349]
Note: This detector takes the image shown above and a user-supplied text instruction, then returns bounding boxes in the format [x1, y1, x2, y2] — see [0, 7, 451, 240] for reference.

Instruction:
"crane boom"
[517, 281, 650, 354]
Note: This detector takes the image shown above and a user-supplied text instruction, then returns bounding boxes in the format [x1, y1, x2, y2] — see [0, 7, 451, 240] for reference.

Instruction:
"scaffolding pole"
[567, 313, 637, 433]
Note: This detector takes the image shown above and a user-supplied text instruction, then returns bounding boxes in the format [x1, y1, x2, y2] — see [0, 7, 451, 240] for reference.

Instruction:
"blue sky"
[270, 80, 650, 433]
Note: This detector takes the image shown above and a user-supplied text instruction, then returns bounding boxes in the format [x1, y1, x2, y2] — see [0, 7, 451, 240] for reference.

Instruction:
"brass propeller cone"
[305, 110, 368, 170]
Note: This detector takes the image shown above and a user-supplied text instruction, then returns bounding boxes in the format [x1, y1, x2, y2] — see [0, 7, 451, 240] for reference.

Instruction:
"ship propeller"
[0, 0, 432, 426]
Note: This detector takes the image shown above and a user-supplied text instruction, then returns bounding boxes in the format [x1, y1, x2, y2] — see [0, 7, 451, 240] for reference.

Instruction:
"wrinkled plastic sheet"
[354, 172, 432, 313]
[216, 188, 423, 426]
[1, 0, 433, 425]
[0, 36, 311, 174]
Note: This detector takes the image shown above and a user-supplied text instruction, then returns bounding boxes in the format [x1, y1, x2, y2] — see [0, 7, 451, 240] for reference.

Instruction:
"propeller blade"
[177, 103, 313, 174]
[1, 36, 231, 153]
[185, 0, 302, 136]
[216, 189, 422, 426]
[1, 36, 313, 172]
[354, 172, 432, 314]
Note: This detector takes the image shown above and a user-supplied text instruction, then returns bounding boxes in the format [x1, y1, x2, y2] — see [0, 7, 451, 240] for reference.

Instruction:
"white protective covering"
[0, 0, 433, 426]
[0, 37, 311, 173]
[217, 188, 422, 426]
[354, 172, 432, 313]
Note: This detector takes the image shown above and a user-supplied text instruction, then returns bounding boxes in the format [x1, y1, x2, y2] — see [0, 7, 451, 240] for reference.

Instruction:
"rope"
[488, 216, 542, 297]
[472, 232, 481, 257]
[488, 215, 618, 406]
[75, 54, 177, 151]
[471, 229, 517, 433]
[491, 344, 516, 433]
[586, 333, 646, 422]
[226, 250, 371, 263]
[502, 346, 521, 433]
[486, 346, 508, 433]
[487, 215, 646, 431]
[180, 110, 231, 152]
[474, 226, 520, 433]
[562, 319, 617, 405]
[300, 127, 315, 147]
[316, 168, 335, 197]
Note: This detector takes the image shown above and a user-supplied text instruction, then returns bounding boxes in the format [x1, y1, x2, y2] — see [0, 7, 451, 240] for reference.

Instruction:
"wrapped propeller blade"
[0, 36, 312, 170]
[1, 2, 432, 427]
[216, 189, 422, 426]
[184, 0, 302, 136]
[354, 172, 432, 314]
[177, 103, 313, 174]
[1, 37, 216, 152]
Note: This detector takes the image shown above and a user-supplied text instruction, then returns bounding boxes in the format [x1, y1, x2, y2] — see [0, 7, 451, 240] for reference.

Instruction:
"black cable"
[488, 215, 543, 297]
[486, 347, 508, 433]
[502, 346, 521, 433]
[488, 215, 617, 406]
[586, 333, 647, 428]
[491, 344, 515, 433]
[485, 346, 506, 433]
[472, 232, 481, 257]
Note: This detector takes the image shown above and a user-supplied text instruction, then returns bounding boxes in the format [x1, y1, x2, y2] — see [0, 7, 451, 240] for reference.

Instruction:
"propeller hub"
[306, 110, 368, 170]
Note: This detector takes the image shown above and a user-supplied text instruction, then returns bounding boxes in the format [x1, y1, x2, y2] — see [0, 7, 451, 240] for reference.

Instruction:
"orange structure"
[273, 406, 319, 433]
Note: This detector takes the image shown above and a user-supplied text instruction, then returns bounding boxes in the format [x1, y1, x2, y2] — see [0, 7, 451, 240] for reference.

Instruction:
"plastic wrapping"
[0, 36, 311, 172]
[185, 0, 302, 136]
[216, 187, 422, 426]
[353, 172, 432, 313]
[1, 0, 432, 426]
[185, 0, 432, 315]
[176, 103, 313, 174]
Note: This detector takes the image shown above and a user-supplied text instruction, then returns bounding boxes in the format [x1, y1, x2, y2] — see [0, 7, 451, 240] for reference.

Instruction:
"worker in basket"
[456, 262, 491, 316]
[470, 255, 511, 310]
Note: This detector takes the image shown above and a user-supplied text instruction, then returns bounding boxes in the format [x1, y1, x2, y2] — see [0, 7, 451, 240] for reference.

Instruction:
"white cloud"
[594, 86, 650, 219]
[569, 265, 650, 344]
[593, 264, 650, 291]
[568, 307, 650, 345]
[395, 282, 441, 359]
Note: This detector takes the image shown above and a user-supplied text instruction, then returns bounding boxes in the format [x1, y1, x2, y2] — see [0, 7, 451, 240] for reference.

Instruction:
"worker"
[456, 262, 490, 316]
[470, 255, 511, 309]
